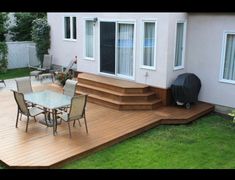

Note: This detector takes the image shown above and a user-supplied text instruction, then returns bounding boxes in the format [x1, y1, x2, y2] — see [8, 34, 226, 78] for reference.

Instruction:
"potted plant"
[56, 71, 73, 86]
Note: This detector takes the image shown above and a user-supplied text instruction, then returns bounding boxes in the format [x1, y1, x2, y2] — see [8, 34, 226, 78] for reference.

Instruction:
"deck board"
[78, 73, 148, 88]
[0, 83, 214, 168]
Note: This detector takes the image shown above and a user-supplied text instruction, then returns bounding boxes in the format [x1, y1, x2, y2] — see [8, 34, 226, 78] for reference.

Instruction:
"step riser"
[78, 78, 124, 93]
[78, 86, 156, 102]
[87, 95, 161, 110]
[87, 96, 120, 110]
[77, 73, 162, 110]
[78, 78, 148, 94]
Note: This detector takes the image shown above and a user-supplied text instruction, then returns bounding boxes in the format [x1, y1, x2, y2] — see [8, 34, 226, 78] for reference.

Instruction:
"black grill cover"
[171, 73, 201, 104]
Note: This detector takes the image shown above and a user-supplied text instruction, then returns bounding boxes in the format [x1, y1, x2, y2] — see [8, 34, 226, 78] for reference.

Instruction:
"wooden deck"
[0, 83, 214, 168]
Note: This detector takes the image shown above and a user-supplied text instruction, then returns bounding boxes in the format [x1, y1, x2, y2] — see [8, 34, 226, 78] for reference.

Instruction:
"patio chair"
[12, 90, 45, 132]
[57, 79, 78, 113]
[30, 54, 53, 79]
[57, 95, 88, 138]
[63, 79, 78, 97]
[15, 77, 33, 94]
[15, 77, 36, 120]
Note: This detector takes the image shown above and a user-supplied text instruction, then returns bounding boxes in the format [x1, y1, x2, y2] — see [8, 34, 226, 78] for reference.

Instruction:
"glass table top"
[25, 90, 72, 109]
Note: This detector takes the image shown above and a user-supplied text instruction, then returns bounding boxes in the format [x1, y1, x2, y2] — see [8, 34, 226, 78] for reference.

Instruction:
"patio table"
[25, 90, 72, 135]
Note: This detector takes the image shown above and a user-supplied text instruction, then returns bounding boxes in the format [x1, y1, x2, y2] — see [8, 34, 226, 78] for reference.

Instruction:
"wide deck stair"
[76, 73, 162, 110]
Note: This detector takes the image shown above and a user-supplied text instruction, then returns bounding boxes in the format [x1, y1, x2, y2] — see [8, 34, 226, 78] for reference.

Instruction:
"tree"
[0, 12, 8, 41]
[0, 13, 8, 73]
[31, 18, 50, 66]
[9, 12, 46, 41]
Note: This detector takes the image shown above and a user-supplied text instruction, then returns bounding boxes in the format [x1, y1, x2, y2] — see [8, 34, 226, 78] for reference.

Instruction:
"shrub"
[0, 42, 8, 73]
[0, 13, 8, 73]
[9, 12, 46, 41]
[228, 110, 235, 123]
[31, 18, 50, 66]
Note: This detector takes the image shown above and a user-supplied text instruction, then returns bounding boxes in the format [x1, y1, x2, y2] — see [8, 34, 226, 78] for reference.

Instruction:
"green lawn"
[63, 114, 235, 169]
[0, 68, 32, 80]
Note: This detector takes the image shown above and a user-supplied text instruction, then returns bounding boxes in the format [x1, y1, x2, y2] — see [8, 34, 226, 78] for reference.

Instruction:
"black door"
[100, 22, 115, 74]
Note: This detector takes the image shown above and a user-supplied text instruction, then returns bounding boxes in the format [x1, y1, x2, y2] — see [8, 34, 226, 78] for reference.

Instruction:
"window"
[141, 21, 156, 69]
[174, 22, 186, 69]
[64, 16, 77, 40]
[64, 17, 70, 39]
[85, 20, 94, 59]
[117, 23, 134, 77]
[221, 33, 235, 82]
[72, 17, 77, 39]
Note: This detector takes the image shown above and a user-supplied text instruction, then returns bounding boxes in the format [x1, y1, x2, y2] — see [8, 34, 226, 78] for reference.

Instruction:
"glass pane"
[64, 17, 71, 39]
[143, 22, 155, 67]
[117, 23, 134, 77]
[174, 23, 184, 67]
[25, 90, 72, 109]
[223, 34, 235, 80]
[72, 17, 77, 39]
[85, 20, 94, 58]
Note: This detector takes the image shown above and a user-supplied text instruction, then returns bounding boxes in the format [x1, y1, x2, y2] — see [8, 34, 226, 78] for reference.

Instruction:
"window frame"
[63, 16, 77, 41]
[173, 20, 187, 71]
[140, 19, 157, 71]
[219, 31, 235, 84]
[83, 18, 95, 61]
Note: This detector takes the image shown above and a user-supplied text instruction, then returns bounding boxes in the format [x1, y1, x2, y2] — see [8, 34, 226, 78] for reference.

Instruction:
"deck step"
[77, 82, 157, 102]
[77, 91, 162, 110]
[77, 73, 162, 110]
[78, 73, 149, 94]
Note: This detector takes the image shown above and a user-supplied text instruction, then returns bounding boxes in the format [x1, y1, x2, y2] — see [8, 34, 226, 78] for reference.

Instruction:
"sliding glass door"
[100, 22, 116, 74]
[100, 21, 135, 79]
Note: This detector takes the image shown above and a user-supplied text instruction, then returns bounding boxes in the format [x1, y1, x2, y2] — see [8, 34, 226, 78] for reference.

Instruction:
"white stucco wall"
[48, 13, 235, 108]
[186, 14, 235, 108]
[48, 13, 186, 88]
[165, 13, 188, 88]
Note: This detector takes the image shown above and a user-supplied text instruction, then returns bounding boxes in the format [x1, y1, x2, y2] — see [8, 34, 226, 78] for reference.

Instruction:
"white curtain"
[143, 22, 155, 67]
[117, 24, 134, 77]
[175, 23, 184, 67]
[85, 21, 94, 58]
[223, 34, 235, 80]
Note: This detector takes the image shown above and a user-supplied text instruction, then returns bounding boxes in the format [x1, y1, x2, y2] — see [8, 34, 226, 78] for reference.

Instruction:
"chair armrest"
[28, 64, 41, 70]
[37, 68, 46, 71]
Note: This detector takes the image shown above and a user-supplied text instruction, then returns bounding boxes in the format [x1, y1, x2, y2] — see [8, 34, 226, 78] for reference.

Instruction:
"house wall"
[48, 13, 186, 89]
[186, 14, 235, 108]
[165, 13, 188, 88]
[47, 13, 80, 69]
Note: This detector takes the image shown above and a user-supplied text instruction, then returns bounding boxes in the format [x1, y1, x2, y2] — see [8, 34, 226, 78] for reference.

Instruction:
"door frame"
[98, 18, 136, 81]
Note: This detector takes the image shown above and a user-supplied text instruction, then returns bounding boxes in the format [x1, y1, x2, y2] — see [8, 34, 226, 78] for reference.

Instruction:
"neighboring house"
[47, 13, 235, 112]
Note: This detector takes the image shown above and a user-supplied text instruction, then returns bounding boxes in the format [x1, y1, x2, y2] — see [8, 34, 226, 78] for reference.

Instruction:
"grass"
[0, 67, 32, 80]
[63, 113, 235, 169]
